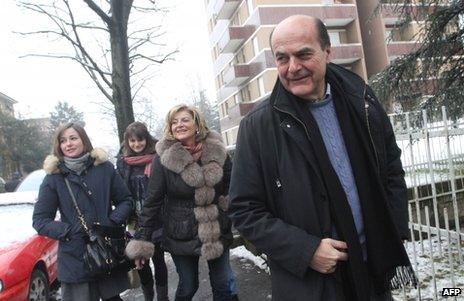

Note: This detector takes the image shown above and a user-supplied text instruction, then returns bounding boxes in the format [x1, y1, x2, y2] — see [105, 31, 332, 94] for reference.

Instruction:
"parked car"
[0, 169, 58, 301]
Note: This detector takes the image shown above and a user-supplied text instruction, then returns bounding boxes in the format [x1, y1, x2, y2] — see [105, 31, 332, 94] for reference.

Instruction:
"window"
[258, 76, 265, 96]
[234, 93, 242, 104]
[223, 127, 239, 146]
[235, 49, 246, 64]
[246, 0, 254, 15]
[240, 86, 251, 102]
[328, 32, 341, 46]
[252, 37, 259, 57]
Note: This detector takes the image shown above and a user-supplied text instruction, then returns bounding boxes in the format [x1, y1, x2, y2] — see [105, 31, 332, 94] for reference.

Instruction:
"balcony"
[387, 41, 420, 57]
[223, 64, 251, 87]
[217, 25, 255, 53]
[220, 102, 257, 130]
[330, 44, 363, 64]
[249, 5, 357, 26]
[226, 50, 275, 85]
[213, 0, 240, 20]
[381, 3, 436, 25]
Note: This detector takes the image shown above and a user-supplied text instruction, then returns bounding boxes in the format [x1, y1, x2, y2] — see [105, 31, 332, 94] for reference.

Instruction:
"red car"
[0, 170, 58, 301]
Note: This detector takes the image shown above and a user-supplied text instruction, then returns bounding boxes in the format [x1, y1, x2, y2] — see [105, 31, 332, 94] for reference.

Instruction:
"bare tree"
[17, 0, 177, 142]
[370, 0, 464, 119]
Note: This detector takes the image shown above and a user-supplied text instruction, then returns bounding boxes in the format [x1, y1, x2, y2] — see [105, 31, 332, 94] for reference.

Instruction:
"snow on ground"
[392, 237, 464, 300]
[230, 240, 463, 301]
[230, 246, 269, 274]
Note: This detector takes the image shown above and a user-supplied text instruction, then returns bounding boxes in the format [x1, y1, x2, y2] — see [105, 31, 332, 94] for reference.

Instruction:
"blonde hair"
[163, 104, 209, 141]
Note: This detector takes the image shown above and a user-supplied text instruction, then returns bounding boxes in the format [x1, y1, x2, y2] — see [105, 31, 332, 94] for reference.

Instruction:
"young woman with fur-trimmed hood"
[32, 122, 133, 301]
[126, 104, 237, 301]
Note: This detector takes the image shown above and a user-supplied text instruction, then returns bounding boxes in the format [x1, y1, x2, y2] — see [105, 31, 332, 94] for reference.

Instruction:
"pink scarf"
[183, 142, 203, 162]
[123, 154, 155, 176]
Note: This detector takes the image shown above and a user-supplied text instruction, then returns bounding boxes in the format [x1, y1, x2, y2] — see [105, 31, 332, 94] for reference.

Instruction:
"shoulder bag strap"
[64, 178, 92, 237]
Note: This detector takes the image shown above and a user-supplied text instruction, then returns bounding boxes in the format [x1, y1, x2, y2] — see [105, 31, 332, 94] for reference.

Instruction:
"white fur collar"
[43, 148, 108, 174]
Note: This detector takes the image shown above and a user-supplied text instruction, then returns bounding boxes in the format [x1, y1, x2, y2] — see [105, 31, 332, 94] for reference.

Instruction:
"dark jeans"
[172, 250, 233, 301]
[138, 243, 168, 288]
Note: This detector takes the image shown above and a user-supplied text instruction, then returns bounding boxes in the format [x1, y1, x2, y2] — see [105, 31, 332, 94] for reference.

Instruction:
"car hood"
[0, 191, 38, 205]
[0, 236, 34, 275]
[0, 238, 30, 256]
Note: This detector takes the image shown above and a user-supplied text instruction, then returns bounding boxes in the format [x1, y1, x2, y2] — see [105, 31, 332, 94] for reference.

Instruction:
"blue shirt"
[308, 84, 366, 258]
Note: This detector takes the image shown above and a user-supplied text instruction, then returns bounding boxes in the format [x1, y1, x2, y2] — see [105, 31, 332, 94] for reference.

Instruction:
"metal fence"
[390, 106, 464, 300]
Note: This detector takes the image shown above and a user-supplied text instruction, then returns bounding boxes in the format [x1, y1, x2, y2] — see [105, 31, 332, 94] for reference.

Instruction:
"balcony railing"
[223, 64, 251, 87]
[212, 0, 240, 20]
[387, 40, 420, 57]
[217, 25, 255, 54]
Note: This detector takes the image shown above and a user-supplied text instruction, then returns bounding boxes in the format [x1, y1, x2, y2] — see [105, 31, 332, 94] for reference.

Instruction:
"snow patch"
[0, 204, 36, 248]
[230, 246, 269, 274]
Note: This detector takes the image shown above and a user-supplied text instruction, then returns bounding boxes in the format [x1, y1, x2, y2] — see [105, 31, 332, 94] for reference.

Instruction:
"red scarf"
[123, 154, 155, 176]
[183, 142, 203, 162]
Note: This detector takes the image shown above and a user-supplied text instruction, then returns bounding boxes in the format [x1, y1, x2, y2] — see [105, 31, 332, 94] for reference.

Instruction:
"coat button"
[286, 124, 291, 128]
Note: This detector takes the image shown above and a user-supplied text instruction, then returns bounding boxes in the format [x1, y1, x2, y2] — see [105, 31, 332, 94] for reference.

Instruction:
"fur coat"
[126, 131, 232, 261]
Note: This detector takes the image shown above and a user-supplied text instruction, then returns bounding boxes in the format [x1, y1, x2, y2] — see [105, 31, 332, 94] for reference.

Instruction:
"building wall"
[206, 0, 419, 146]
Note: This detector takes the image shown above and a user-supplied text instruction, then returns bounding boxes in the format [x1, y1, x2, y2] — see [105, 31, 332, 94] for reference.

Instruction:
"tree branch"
[83, 0, 111, 24]
[130, 50, 178, 64]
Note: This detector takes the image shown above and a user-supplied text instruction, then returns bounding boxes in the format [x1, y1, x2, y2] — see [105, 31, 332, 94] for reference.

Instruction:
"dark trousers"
[171, 250, 233, 301]
[138, 243, 168, 288]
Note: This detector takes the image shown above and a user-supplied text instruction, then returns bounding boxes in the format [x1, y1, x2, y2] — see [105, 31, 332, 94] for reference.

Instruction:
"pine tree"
[370, 0, 464, 119]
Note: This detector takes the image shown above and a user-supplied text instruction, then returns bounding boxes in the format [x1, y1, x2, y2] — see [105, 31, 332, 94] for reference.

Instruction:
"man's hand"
[134, 257, 146, 270]
[309, 238, 348, 274]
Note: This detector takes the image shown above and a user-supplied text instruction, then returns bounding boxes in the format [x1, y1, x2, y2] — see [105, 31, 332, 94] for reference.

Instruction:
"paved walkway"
[121, 251, 271, 301]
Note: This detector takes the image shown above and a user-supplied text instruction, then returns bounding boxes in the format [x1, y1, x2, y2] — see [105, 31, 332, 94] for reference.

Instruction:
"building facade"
[0, 92, 17, 118]
[204, 0, 420, 146]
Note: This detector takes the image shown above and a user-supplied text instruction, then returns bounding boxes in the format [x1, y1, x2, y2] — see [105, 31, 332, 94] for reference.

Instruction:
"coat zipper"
[273, 105, 312, 141]
[272, 105, 313, 189]
[273, 104, 325, 189]
[363, 85, 380, 174]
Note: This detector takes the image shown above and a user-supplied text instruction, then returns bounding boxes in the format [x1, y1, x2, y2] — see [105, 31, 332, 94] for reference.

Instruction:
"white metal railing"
[390, 106, 464, 300]
[227, 106, 464, 299]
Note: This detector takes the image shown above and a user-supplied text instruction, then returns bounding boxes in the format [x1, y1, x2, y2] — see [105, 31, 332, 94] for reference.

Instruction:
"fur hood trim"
[157, 131, 228, 260]
[43, 147, 108, 174]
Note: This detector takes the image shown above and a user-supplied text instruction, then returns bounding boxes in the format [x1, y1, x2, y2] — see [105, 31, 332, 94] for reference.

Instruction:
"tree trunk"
[110, 0, 134, 143]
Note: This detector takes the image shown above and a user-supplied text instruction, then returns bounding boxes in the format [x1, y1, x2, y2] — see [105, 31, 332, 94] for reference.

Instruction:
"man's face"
[272, 23, 330, 101]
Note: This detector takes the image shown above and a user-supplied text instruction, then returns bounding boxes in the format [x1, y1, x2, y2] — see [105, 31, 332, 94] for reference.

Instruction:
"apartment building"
[0, 92, 17, 117]
[204, 0, 419, 146]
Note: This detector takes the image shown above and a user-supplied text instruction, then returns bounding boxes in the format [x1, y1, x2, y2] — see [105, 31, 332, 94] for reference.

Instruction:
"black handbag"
[64, 178, 128, 276]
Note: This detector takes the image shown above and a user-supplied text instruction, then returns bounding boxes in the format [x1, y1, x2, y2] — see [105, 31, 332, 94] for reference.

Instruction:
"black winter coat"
[139, 131, 233, 260]
[33, 149, 133, 283]
[229, 64, 408, 300]
[116, 156, 156, 227]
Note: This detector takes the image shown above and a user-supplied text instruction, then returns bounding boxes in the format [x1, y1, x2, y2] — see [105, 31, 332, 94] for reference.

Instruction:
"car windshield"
[16, 170, 46, 192]
[0, 203, 36, 247]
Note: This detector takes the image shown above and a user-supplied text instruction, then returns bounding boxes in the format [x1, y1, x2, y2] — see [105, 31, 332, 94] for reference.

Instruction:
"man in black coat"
[229, 15, 416, 301]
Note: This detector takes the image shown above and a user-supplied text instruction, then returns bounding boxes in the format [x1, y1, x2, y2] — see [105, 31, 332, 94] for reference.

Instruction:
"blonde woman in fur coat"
[32, 122, 133, 301]
[126, 104, 236, 301]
